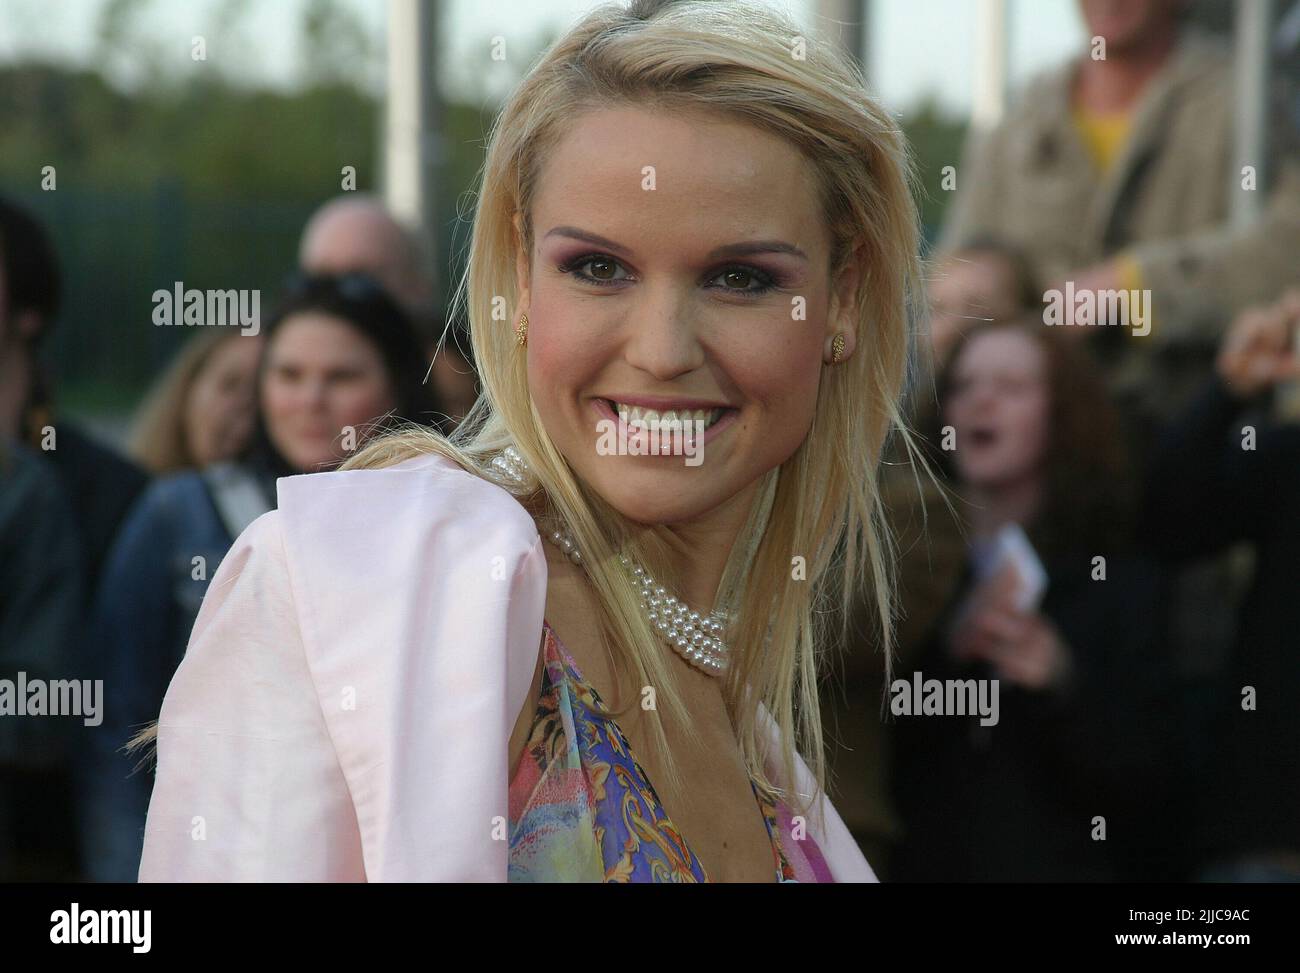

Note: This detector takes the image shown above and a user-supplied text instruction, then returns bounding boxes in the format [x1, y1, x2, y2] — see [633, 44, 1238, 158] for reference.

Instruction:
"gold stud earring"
[831, 332, 846, 364]
[515, 312, 529, 347]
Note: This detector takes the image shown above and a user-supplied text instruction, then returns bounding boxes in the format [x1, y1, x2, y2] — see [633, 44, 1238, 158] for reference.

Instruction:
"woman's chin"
[588, 470, 734, 528]
[585, 460, 759, 528]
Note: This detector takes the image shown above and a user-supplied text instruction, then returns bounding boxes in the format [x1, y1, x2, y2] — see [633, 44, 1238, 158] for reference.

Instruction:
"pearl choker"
[489, 446, 731, 676]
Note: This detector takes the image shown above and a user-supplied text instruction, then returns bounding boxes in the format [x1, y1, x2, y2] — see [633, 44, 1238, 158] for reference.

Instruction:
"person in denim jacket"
[78, 275, 442, 881]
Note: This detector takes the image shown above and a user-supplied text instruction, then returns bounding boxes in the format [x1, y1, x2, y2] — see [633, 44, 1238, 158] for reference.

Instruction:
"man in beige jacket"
[941, 0, 1300, 428]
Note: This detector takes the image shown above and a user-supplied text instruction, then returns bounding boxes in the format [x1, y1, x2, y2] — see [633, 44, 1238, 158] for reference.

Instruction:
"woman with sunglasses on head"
[82, 275, 441, 881]
[139, 0, 925, 883]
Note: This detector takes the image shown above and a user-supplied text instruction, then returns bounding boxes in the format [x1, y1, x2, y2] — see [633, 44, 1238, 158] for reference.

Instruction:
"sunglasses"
[281, 271, 392, 305]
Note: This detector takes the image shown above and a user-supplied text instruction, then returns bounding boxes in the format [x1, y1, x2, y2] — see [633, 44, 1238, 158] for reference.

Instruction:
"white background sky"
[0, 0, 1086, 116]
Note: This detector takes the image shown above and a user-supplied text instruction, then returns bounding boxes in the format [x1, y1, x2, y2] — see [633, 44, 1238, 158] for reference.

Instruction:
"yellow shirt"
[1073, 107, 1149, 332]
[1072, 107, 1132, 174]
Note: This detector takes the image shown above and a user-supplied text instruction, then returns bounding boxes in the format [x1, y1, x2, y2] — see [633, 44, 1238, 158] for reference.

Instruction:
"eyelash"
[557, 253, 779, 297]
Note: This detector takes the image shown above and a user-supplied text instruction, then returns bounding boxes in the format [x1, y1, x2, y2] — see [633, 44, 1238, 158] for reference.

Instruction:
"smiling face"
[261, 311, 397, 472]
[514, 105, 858, 526]
[943, 328, 1051, 491]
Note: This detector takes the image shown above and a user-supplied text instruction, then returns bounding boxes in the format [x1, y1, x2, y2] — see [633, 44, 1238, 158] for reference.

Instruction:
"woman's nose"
[621, 285, 706, 381]
[953, 384, 996, 419]
[300, 377, 330, 411]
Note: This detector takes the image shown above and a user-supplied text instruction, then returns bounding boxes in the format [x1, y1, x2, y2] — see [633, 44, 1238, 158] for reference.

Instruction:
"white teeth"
[611, 401, 726, 429]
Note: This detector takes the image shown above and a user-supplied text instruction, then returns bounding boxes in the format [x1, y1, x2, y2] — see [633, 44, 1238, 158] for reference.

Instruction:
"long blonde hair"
[344, 0, 925, 819]
[127, 329, 250, 475]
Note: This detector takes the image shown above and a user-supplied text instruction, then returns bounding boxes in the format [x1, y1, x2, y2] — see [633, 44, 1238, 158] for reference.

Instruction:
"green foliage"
[899, 96, 968, 248]
[0, 60, 382, 406]
[0, 64, 379, 196]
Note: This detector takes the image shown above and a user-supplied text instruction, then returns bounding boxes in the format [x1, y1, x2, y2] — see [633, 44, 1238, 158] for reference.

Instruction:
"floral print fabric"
[507, 621, 833, 883]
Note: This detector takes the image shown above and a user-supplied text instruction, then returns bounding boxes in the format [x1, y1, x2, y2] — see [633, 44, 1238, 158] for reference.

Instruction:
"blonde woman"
[127, 329, 263, 476]
[138, 0, 922, 883]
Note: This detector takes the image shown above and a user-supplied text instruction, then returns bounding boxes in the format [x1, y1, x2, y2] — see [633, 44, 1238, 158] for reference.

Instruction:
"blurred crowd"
[825, 0, 1300, 884]
[1, 192, 477, 880]
[2, 0, 1298, 883]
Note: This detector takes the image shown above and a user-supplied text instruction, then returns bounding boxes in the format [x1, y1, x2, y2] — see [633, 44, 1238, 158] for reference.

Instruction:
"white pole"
[1232, 0, 1272, 229]
[384, 0, 439, 291]
[973, 0, 1008, 131]
[385, 0, 423, 228]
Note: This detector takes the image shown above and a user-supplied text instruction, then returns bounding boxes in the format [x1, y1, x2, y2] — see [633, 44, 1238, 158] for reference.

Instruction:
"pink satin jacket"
[137, 451, 878, 882]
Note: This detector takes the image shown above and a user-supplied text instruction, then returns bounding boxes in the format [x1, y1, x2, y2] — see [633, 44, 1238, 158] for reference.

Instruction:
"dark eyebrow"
[543, 226, 633, 256]
[706, 240, 808, 261]
[542, 226, 808, 262]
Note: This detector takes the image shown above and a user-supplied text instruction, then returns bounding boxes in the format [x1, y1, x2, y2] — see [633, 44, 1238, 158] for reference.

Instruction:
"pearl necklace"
[489, 446, 731, 675]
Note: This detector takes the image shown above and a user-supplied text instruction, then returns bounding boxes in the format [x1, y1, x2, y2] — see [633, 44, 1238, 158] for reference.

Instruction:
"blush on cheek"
[527, 319, 610, 411]
[525, 327, 567, 387]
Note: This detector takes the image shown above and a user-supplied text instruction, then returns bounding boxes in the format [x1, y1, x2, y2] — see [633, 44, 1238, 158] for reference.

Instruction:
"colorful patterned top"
[507, 620, 834, 882]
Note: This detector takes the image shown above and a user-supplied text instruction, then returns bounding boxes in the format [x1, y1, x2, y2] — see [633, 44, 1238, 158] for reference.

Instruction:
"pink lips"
[590, 397, 739, 454]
